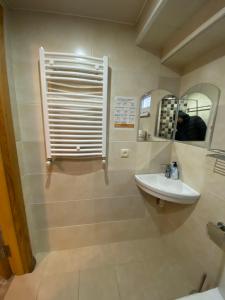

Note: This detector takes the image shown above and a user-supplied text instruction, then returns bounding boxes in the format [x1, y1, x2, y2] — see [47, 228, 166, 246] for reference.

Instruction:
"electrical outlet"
[120, 149, 129, 158]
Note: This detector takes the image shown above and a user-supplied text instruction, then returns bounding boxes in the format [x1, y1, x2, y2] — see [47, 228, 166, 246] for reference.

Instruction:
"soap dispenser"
[171, 162, 179, 180]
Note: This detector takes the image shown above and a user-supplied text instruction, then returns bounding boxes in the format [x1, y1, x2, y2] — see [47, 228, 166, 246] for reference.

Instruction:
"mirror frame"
[176, 83, 221, 150]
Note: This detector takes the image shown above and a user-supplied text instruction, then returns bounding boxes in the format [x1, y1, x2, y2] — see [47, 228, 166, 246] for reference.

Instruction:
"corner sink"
[135, 173, 200, 204]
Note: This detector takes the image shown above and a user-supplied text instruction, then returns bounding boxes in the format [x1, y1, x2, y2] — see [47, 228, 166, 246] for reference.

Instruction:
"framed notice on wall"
[113, 96, 136, 128]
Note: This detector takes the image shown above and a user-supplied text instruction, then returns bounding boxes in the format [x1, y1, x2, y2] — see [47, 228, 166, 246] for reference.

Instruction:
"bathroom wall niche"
[137, 89, 178, 142]
[176, 83, 220, 149]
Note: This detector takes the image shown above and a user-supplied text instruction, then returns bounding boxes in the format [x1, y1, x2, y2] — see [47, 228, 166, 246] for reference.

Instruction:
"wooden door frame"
[0, 258, 11, 279]
[0, 5, 35, 275]
[0, 228, 11, 279]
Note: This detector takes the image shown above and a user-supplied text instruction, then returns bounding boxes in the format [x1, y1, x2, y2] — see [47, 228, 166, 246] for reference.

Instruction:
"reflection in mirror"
[156, 94, 177, 140]
[175, 83, 220, 148]
[137, 89, 178, 142]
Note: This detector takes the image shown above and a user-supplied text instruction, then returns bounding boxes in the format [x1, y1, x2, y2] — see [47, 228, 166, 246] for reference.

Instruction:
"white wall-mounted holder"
[207, 221, 225, 251]
[207, 149, 225, 176]
[207, 149, 225, 160]
[39, 47, 109, 164]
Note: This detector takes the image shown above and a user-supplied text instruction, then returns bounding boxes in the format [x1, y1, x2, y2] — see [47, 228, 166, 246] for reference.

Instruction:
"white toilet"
[177, 288, 224, 300]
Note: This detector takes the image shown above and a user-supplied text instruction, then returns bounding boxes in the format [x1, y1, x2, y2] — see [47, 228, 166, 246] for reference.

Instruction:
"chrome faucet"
[161, 162, 179, 179]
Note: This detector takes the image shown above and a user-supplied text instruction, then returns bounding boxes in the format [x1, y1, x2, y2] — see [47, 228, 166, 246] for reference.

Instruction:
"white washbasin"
[176, 288, 224, 299]
[135, 173, 200, 204]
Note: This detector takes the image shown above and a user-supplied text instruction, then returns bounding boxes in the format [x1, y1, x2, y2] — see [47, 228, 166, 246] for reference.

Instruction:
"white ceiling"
[5, 0, 148, 25]
[138, 0, 208, 54]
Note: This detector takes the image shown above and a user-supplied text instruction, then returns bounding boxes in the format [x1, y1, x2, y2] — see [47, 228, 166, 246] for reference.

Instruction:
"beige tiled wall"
[170, 142, 224, 286]
[169, 56, 225, 288]
[219, 258, 225, 297]
[7, 10, 177, 253]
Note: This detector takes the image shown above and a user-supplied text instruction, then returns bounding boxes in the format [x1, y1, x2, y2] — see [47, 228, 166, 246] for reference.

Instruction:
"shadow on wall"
[141, 190, 197, 234]
[149, 142, 172, 173]
[47, 158, 104, 175]
[45, 158, 109, 191]
[28, 165, 141, 252]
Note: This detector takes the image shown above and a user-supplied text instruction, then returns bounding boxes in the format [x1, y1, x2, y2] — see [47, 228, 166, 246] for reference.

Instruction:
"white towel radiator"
[39, 47, 109, 164]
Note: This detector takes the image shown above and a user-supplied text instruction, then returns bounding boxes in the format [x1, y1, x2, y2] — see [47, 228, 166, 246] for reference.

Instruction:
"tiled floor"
[4, 238, 194, 300]
[0, 278, 12, 300]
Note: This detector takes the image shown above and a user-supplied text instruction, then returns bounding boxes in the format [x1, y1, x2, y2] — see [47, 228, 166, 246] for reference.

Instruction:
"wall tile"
[23, 170, 140, 204]
[219, 256, 225, 298]
[22, 141, 46, 175]
[31, 199, 95, 229]
[108, 141, 137, 170]
[33, 217, 156, 252]
[13, 61, 41, 104]
[16, 141, 25, 176]
[18, 103, 44, 142]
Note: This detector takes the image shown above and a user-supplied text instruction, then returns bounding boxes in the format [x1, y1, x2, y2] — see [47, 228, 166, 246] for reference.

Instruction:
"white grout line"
[113, 266, 122, 300]
[30, 194, 143, 205]
[77, 271, 81, 300]
[36, 216, 149, 231]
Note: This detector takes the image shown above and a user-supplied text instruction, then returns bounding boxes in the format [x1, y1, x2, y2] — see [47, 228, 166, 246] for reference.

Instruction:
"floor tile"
[109, 240, 143, 265]
[43, 250, 74, 277]
[143, 258, 194, 300]
[132, 238, 171, 260]
[116, 254, 193, 300]
[115, 261, 156, 300]
[37, 272, 78, 300]
[0, 278, 11, 300]
[4, 273, 41, 300]
[5, 251, 51, 300]
[71, 244, 113, 271]
[5, 241, 194, 300]
[79, 266, 120, 300]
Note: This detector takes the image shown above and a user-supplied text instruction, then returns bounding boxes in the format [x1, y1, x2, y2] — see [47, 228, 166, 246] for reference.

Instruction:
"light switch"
[120, 149, 129, 158]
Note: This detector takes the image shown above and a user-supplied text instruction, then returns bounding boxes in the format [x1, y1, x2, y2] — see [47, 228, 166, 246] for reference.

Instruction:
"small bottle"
[165, 164, 171, 178]
[171, 162, 179, 180]
[138, 129, 146, 141]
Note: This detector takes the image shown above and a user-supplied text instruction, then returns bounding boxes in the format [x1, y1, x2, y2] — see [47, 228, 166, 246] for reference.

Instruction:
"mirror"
[175, 83, 220, 148]
[137, 84, 220, 149]
[137, 89, 178, 142]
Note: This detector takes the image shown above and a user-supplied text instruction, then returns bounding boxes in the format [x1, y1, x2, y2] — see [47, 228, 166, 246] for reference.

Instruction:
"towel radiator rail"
[39, 47, 109, 164]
